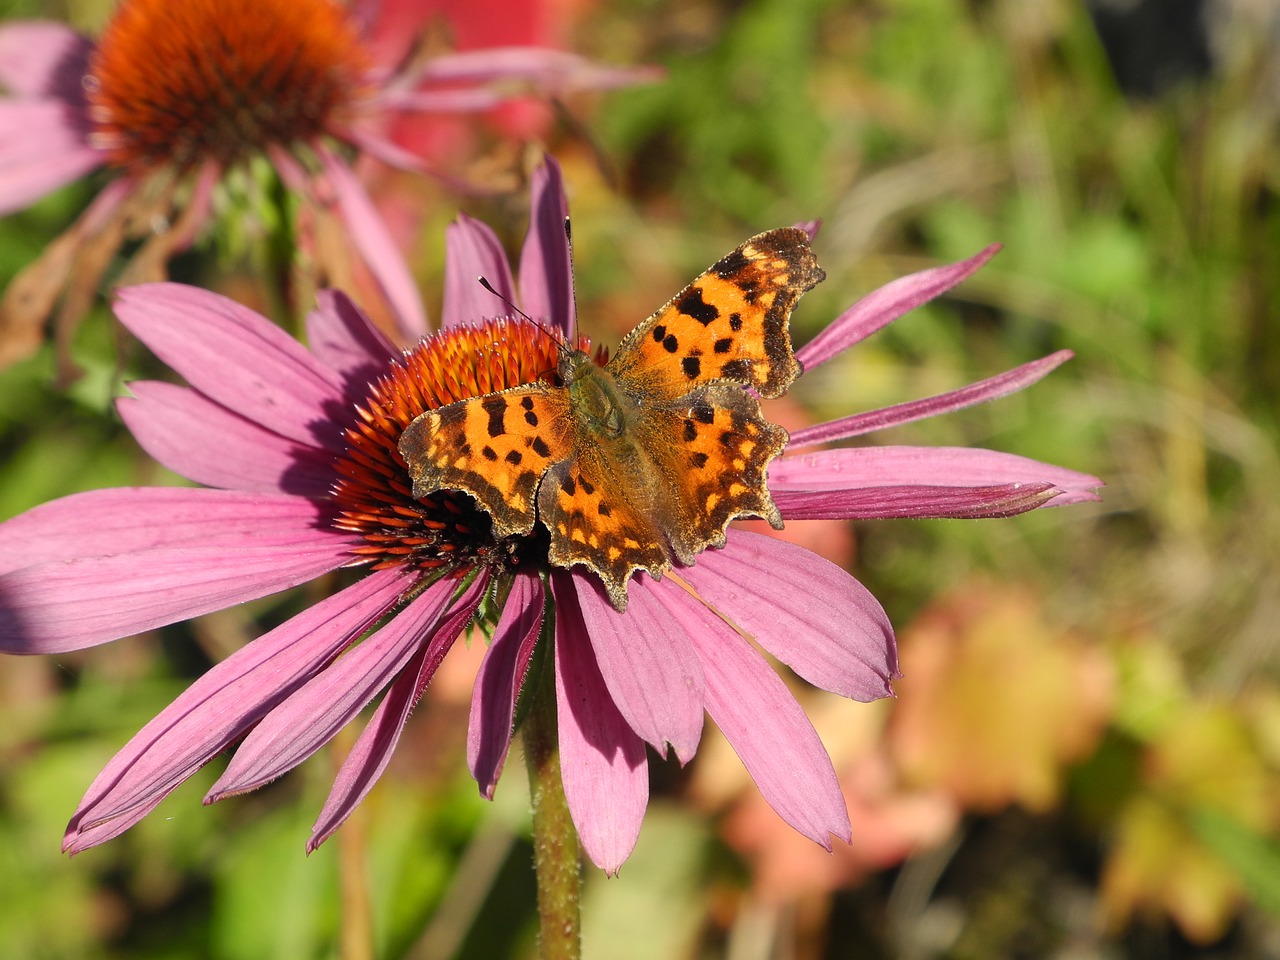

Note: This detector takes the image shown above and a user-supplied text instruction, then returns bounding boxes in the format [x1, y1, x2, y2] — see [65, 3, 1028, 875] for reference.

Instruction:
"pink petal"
[795, 245, 1001, 371]
[414, 47, 662, 92]
[571, 572, 704, 763]
[773, 481, 1064, 519]
[308, 572, 491, 850]
[681, 601, 851, 847]
[0, 490, 353, 652]
[305, 289, 396, 386]
[551, 573, 648, 875]
[113, 284, 348, 451]
[62, 568, 412, 853]
[789, 352, 1074, 448]
[518, 156, 575, 335]
[206, 574, 464, 799]
[315, 144, 428, 339]
[468, 572, 544, 798]
[0, 21, 93, 98]
[680, 531, 898, 701]
[771, 445, 1103, 504]
[118, 382, 336, 497]
[0, 100, 101, 215]
[443, 213, 517, 329]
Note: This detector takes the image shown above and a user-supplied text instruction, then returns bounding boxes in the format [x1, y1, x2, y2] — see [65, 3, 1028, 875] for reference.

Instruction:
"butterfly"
[398, 227, 825, 611]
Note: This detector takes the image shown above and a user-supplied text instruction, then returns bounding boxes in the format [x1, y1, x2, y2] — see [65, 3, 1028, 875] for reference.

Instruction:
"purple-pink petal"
[443, 213, 518, 329]
[771, 445, 1103, 505]
[114, 284, 349, 451]
[788, 351, 1074, 449]
[206, 574, 464, 800]
[468, 572, 544, 798]
[413, 47, 662, 92]
[315, 144, 428, 339]
[118, 382, 336, 498]
[0, 21, 93, 99]
[308, 572, 491, 851]
[679, 531, 898, 701]
[62, 568, 413, 854]
[0, 100, 101, 216]
[795, 245, 1001, 371]
[571, 572, 705, 763]
[774, 480, 1064, 520]
[551, 573, 648, 875]
[518, 156, 575, 335]
[677, 594, 852, 848]
[305, 290, 397, 388]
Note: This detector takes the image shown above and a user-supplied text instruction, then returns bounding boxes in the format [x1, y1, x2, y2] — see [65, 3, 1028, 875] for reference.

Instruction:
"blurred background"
[2, 0, 1279, 957]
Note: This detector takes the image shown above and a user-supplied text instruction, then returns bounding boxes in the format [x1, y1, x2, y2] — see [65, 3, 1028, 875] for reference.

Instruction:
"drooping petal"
[771, 446, 1103, 507]
[0, 100, 101, 216]
[114, 284, 349, 451]
[680, 531, 898, 701]
[62, 568, 412, 854]
[518, 156, 575, 335]
[788, 352, 1074, 449]
[571, 572, 704, 763]
[315, 144, 428, 339]
[677, 595, 852, 848]
[118, 382, 336, 498]
[0, 21, 93, 99]
[305, 290, 397, 389]
[774, 481, 1064, 519]
[795, 245, 1001, 371]
[443, 213, 517, 329]
[468, 572, 544, 798]
[413, 47, 662, 93]
[0, 489, 353, 653]
[206, 574, 464, 800]
[308, 572, 491, 850]
[551, 573, 648, 875]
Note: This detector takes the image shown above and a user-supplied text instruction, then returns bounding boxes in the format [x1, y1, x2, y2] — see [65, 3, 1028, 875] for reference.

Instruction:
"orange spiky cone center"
[332, 317, 594, 572]
[86, 0, 371, 171]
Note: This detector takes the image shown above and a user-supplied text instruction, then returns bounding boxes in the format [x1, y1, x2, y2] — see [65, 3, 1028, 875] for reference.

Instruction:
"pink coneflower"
[0, 0, 654, 376]
[0, 158, 1099, 873]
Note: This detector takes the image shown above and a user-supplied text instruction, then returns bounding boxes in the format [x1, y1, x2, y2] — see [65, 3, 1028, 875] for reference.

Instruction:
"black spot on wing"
[683, 420, 697, 442]
[482, 445, 498, 461]
[531, 435, 551, 458]
[505, 450, 523, 465]
[481, 396, 508, 438]
[692, 404, 715, 424]
[712, 248, 750, 279]
[663, 334, 679, 353]
[729, 312, 743, 331]
[713, 337, 733, 353]
[721, 358, 752, 381]
[677, 286, 719, 325]
[681, 356, 701, 379]
[690, 452, 709, 468]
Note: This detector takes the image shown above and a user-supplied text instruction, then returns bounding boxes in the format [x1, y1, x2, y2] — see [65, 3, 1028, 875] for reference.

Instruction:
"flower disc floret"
[86, 0, 371, 170]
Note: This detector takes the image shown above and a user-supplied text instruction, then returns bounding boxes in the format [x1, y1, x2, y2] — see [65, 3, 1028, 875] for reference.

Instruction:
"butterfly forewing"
[606, 227, 824, 401]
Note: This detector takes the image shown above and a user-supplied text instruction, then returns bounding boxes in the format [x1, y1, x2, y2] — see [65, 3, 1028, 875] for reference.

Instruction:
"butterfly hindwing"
[399, 385, 571, 538]
[606, 226, 824, 400]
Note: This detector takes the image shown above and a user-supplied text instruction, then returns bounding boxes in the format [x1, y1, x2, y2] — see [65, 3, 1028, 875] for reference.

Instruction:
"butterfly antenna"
[564, 217, 580, 328]
[477, 276, 567, 349]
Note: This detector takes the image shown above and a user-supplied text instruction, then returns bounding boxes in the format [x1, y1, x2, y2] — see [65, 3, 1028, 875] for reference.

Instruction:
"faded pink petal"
[796, 245, 1001, 371]
[552, 573, 648, 875]
[63, 568, 412, 854]
[443, 213, 517, 328]
[789, 352, 1074, 448]
[674, 584, 852, 847]
[413, 47, 663, 92]
[681, 531, 897, 701]
[518, 155, 574, 334]
[468, 572, 544, 798]
[0, 101, 101, 215]
[114, 285, 348, 450]
[315, 143, 428, 338]
[571, 572, 705, 763]
[207, 574, 465, 800]
[118, 382, 335, 497]
[308, 572, 491, 850]
[305, 290, 396, 387]
[0, 21, 93, 99]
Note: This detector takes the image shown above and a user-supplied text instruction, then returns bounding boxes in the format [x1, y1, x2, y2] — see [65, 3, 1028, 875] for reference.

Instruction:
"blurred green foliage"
[3, 0, 1280, 957]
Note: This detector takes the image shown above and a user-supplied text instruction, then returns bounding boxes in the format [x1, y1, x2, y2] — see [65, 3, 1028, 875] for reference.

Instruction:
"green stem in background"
[522, 643, 582, 960]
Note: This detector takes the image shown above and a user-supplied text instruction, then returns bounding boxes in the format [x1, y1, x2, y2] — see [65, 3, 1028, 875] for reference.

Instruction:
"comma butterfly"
[398, 227, 825, 611]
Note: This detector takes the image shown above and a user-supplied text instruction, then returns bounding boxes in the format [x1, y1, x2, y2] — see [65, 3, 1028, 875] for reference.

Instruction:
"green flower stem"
[522, 652, 582, 960]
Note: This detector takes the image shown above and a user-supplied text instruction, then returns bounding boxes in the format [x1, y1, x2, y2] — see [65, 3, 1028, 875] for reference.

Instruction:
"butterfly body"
[399, 227, 825, 610]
